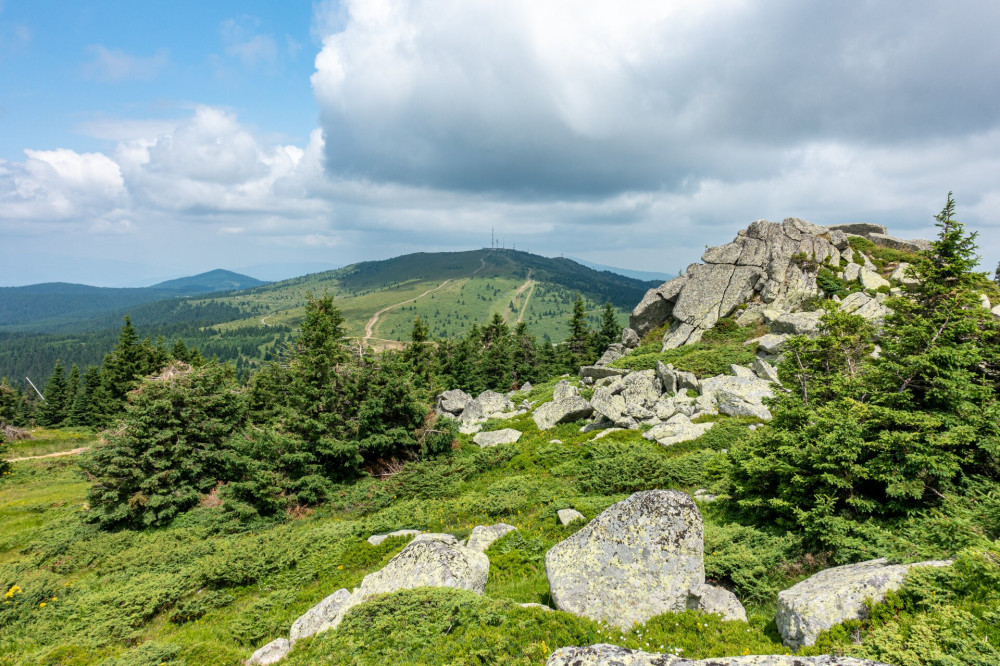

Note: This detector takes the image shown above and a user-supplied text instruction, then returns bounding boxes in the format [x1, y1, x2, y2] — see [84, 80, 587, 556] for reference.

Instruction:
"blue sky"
[2, 1, 999, 286]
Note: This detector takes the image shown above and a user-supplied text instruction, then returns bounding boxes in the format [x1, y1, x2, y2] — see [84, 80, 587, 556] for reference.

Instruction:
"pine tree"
[0, 378, 23, 426]
[68, 367, 101, 427]
[405, 316, 433, 387]
[567, 294, 591, 363]
[595, 302, 619, 354]
[36, 360, 68, 426]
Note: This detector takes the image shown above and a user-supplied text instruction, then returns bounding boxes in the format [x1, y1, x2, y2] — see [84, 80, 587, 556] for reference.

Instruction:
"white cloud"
[82, 45, 169, 83]
[221, 16, 278, 69]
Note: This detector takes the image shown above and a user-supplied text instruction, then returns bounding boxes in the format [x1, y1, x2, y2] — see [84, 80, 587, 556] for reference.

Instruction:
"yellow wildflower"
[39, 602, 46, 608]
[4, 585, 21, 599]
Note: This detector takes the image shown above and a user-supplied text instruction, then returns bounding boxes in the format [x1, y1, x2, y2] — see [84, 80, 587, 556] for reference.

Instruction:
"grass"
[4, 428, 93, 459]
[609, 319, 763, 377]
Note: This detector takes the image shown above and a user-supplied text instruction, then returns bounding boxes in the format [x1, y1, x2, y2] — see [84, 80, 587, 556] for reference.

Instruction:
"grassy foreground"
[1, 381, 996, 665]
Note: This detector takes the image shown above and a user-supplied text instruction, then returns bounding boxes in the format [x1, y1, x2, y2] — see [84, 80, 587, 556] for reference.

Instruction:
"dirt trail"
[505, 270, 535, 324]
[362, 257, 487, 344]
[7, 447, 90, 462]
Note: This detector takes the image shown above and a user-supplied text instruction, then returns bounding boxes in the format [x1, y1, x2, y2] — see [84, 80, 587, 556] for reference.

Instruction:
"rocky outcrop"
[465, 523, 516, 552]
[546, 645, 894, 666]
[867, 233, 931, 254]
[643, 414, 715, 447]
[545, 490, 705, 629]
[631, 274, 689, 337]
[472, 429, 522, 447]
[246, 638, 291, 665]
[436, 389, 473, 416]
[776, 557, 952, 648]
[461, 390, 515, 423]
[700, 376, 774, 421]
[533, 396, 594, 430]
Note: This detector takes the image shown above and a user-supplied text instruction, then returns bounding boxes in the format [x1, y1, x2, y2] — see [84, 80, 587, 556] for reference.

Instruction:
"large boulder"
[826, 222, 887, 236]
[770, 311, 822, 336]
[776, 557, 952, 648]
[546, 645, 893, 666]
[545, 490, 704, 629]
[580, 365, 630, 381]
[289, 588, 356, 645]
[867, 233, 931, 254]
[597, 343, 627, 366]
[859, 267, 890, 291]
[643, 415, 715, 447]
[357, 533, 490, 599]
[461, 390, 515, 423]
[838, 292, 890, 323]
[622, 327, 641, 348]
[436, 388, 473, 416]
[533, 396, 594, 430]
[748, 333, 792, 355]
[472, 428, 522, 448]
[465, 523, 516, 552]
[656, 361, 698, 396]
[700, 376, 774, 420]
[246, 638, 291, 665]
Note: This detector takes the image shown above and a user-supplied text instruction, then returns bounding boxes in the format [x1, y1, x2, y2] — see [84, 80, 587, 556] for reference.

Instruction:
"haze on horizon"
[1, 0, 999, 287]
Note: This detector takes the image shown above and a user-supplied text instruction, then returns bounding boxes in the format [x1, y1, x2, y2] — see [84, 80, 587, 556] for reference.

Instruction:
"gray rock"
[868, 233, 931, 254]
[827, 222, 888, 236]
[465, 523, 516, 552]
[672, 264, 764, 332]
[656, 361, 698, 396]
[557, 508, 586, 525]
[827, 228, 850, 250]
[693, 489, 719, 502]
[581, 420, 615, 434]
[553, 380, 579, 401]
[519, 602, 554, 611]
[687, 583, 747, 622]
[358, 533, 490, 600]
[993, 304, 1000, 319]
[889, 262, 919, 286]
[747, 334, 791, 355]
[545, 490, 704, 629]
[730, 364, 757, 379]
[436, 388, 473, 415]
[546, 645, 893, 666]
[631, 274, 689, 337]
[838, 291, 890, 323]
[593, 427, 624, 439]
[770, 311, 822, 336]
[644, 415, 715, 446]
[579, 365, 630, 381]
[462, 390, 515, 423]
[621, 328, 641, 348]
[247, 637, 291, 665]
[981, 293, 992, 310]
[458, 422, 482, 435]
[700, 375, 774, 420]
[473, 428, 522, 448]
[289, 588, 356, 645]
[533, 396, 594, 430]
[859, 267, 889, 291]
[751, 358, 781, 385]
[597, 344, 627, 366]
[662, 321, 700, 350]
[776, 557, 953, 648]
[367, 529, 422, 546]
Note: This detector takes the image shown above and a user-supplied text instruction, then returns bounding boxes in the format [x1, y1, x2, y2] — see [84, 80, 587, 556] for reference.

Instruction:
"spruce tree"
[567, 294, 591, 364]
[595, 302, 619, 354]
[36, 360, 68, 427]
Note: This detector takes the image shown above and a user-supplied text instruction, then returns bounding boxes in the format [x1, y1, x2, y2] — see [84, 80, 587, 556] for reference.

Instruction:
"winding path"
[6, 446, 90, 462]
[362, 257, 487, 345]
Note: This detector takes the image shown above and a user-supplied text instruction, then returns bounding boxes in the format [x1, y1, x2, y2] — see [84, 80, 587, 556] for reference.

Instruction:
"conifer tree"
[36, 360, 68, 426]
[68, 367, 101, 427]
[595, 302, 619, 354]
[567, 294, 591, 364]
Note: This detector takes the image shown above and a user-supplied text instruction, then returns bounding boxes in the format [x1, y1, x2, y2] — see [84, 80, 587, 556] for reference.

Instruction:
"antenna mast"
[25, 376, 45, 402]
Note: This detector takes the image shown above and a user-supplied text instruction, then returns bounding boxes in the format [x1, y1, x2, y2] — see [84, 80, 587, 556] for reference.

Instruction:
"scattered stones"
[367, 529, 422, 546]
[246, 638, 291, 665]
[533, 396, 594, 430]
[545, 490, 704, 629]
[656, 361, 698, 396]
[776, 557, 953, 648]
[461, 390, 516, 423]
[289, 588, 356, 645]
[687, 583, 747, 622]
[472, 428, 523, 448]
[465, 523, 517, 553]
[557, 508, 586, 526]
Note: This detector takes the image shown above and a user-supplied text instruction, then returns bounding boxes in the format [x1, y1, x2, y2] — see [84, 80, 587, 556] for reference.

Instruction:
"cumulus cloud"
[82, 45, 169, 83]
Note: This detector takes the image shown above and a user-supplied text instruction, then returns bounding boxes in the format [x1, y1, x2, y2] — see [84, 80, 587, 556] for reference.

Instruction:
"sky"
[1, 1, 999, 287]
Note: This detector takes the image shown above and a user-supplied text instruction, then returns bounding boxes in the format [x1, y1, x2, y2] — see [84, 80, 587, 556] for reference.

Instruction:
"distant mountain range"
[0, 269, 265, 332]
[568, 257, 674, 283]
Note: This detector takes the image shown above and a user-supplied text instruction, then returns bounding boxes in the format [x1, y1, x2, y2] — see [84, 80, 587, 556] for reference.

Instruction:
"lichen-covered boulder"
[472, 428, 522, 448]
[597, 343, 627, 366]
[545, 490, 704, 629]
[465, 523, 516, 552]
[776, 557, 952, 648]
[656, 361, 698, 396]
[246, 637, 291, 665]
[289, 588, 357, 645]
[748, 333, 791, 355]
[546, 645, 894, 666]
[553, 380, 580, 401]
[580, 365, 631, 381]
[533, 396, 594, 430]
[622, 327, 641, 348]
[631, 274, 689, 337]
[770, 311, 822, 336]
[687, 583, 747, 622]
[358, 533, 490, 599]
[700, 376, 774, 420]
[838, 291, 891, 323]
[859, 266, 890, 290]
[461, 390, 515, 423]
[436, 388, 473, 416]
